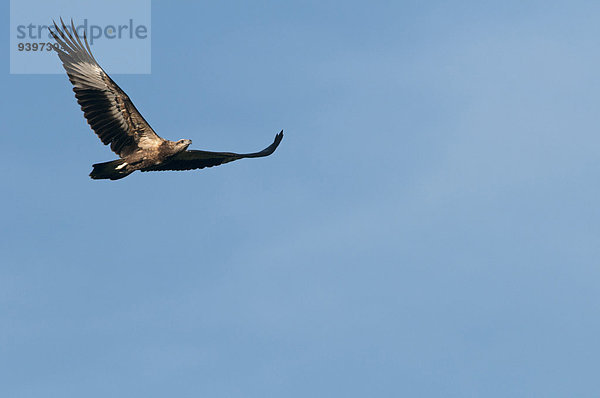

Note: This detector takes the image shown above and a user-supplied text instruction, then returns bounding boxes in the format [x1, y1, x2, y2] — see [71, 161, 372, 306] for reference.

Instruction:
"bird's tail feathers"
[90, 159, 132, 180]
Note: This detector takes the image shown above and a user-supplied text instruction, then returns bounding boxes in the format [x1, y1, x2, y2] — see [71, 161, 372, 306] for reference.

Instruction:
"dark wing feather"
[142, 131, 283, 172]
[50, 19, 163, 157]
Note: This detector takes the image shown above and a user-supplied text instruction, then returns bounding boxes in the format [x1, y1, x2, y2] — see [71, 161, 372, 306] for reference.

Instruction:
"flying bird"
[49, 19, 283, 180]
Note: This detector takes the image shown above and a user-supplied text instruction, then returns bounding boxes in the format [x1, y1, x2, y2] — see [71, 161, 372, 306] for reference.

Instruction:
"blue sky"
[2, 1, 600, 396]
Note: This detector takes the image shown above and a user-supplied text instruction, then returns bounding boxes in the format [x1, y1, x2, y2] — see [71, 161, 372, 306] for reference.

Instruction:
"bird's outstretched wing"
[49, 19, 164, 157]
[142, 131, 284, 172]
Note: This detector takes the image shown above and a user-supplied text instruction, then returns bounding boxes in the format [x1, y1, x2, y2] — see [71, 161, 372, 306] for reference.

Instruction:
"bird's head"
[176, 139, 192, 150]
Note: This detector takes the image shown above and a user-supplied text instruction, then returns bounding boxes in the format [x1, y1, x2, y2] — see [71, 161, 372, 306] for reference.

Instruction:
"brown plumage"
[49, 19, 283, 180]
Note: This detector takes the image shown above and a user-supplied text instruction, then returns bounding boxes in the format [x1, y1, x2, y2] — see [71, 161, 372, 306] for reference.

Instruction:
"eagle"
[49, 19, 283, 180]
